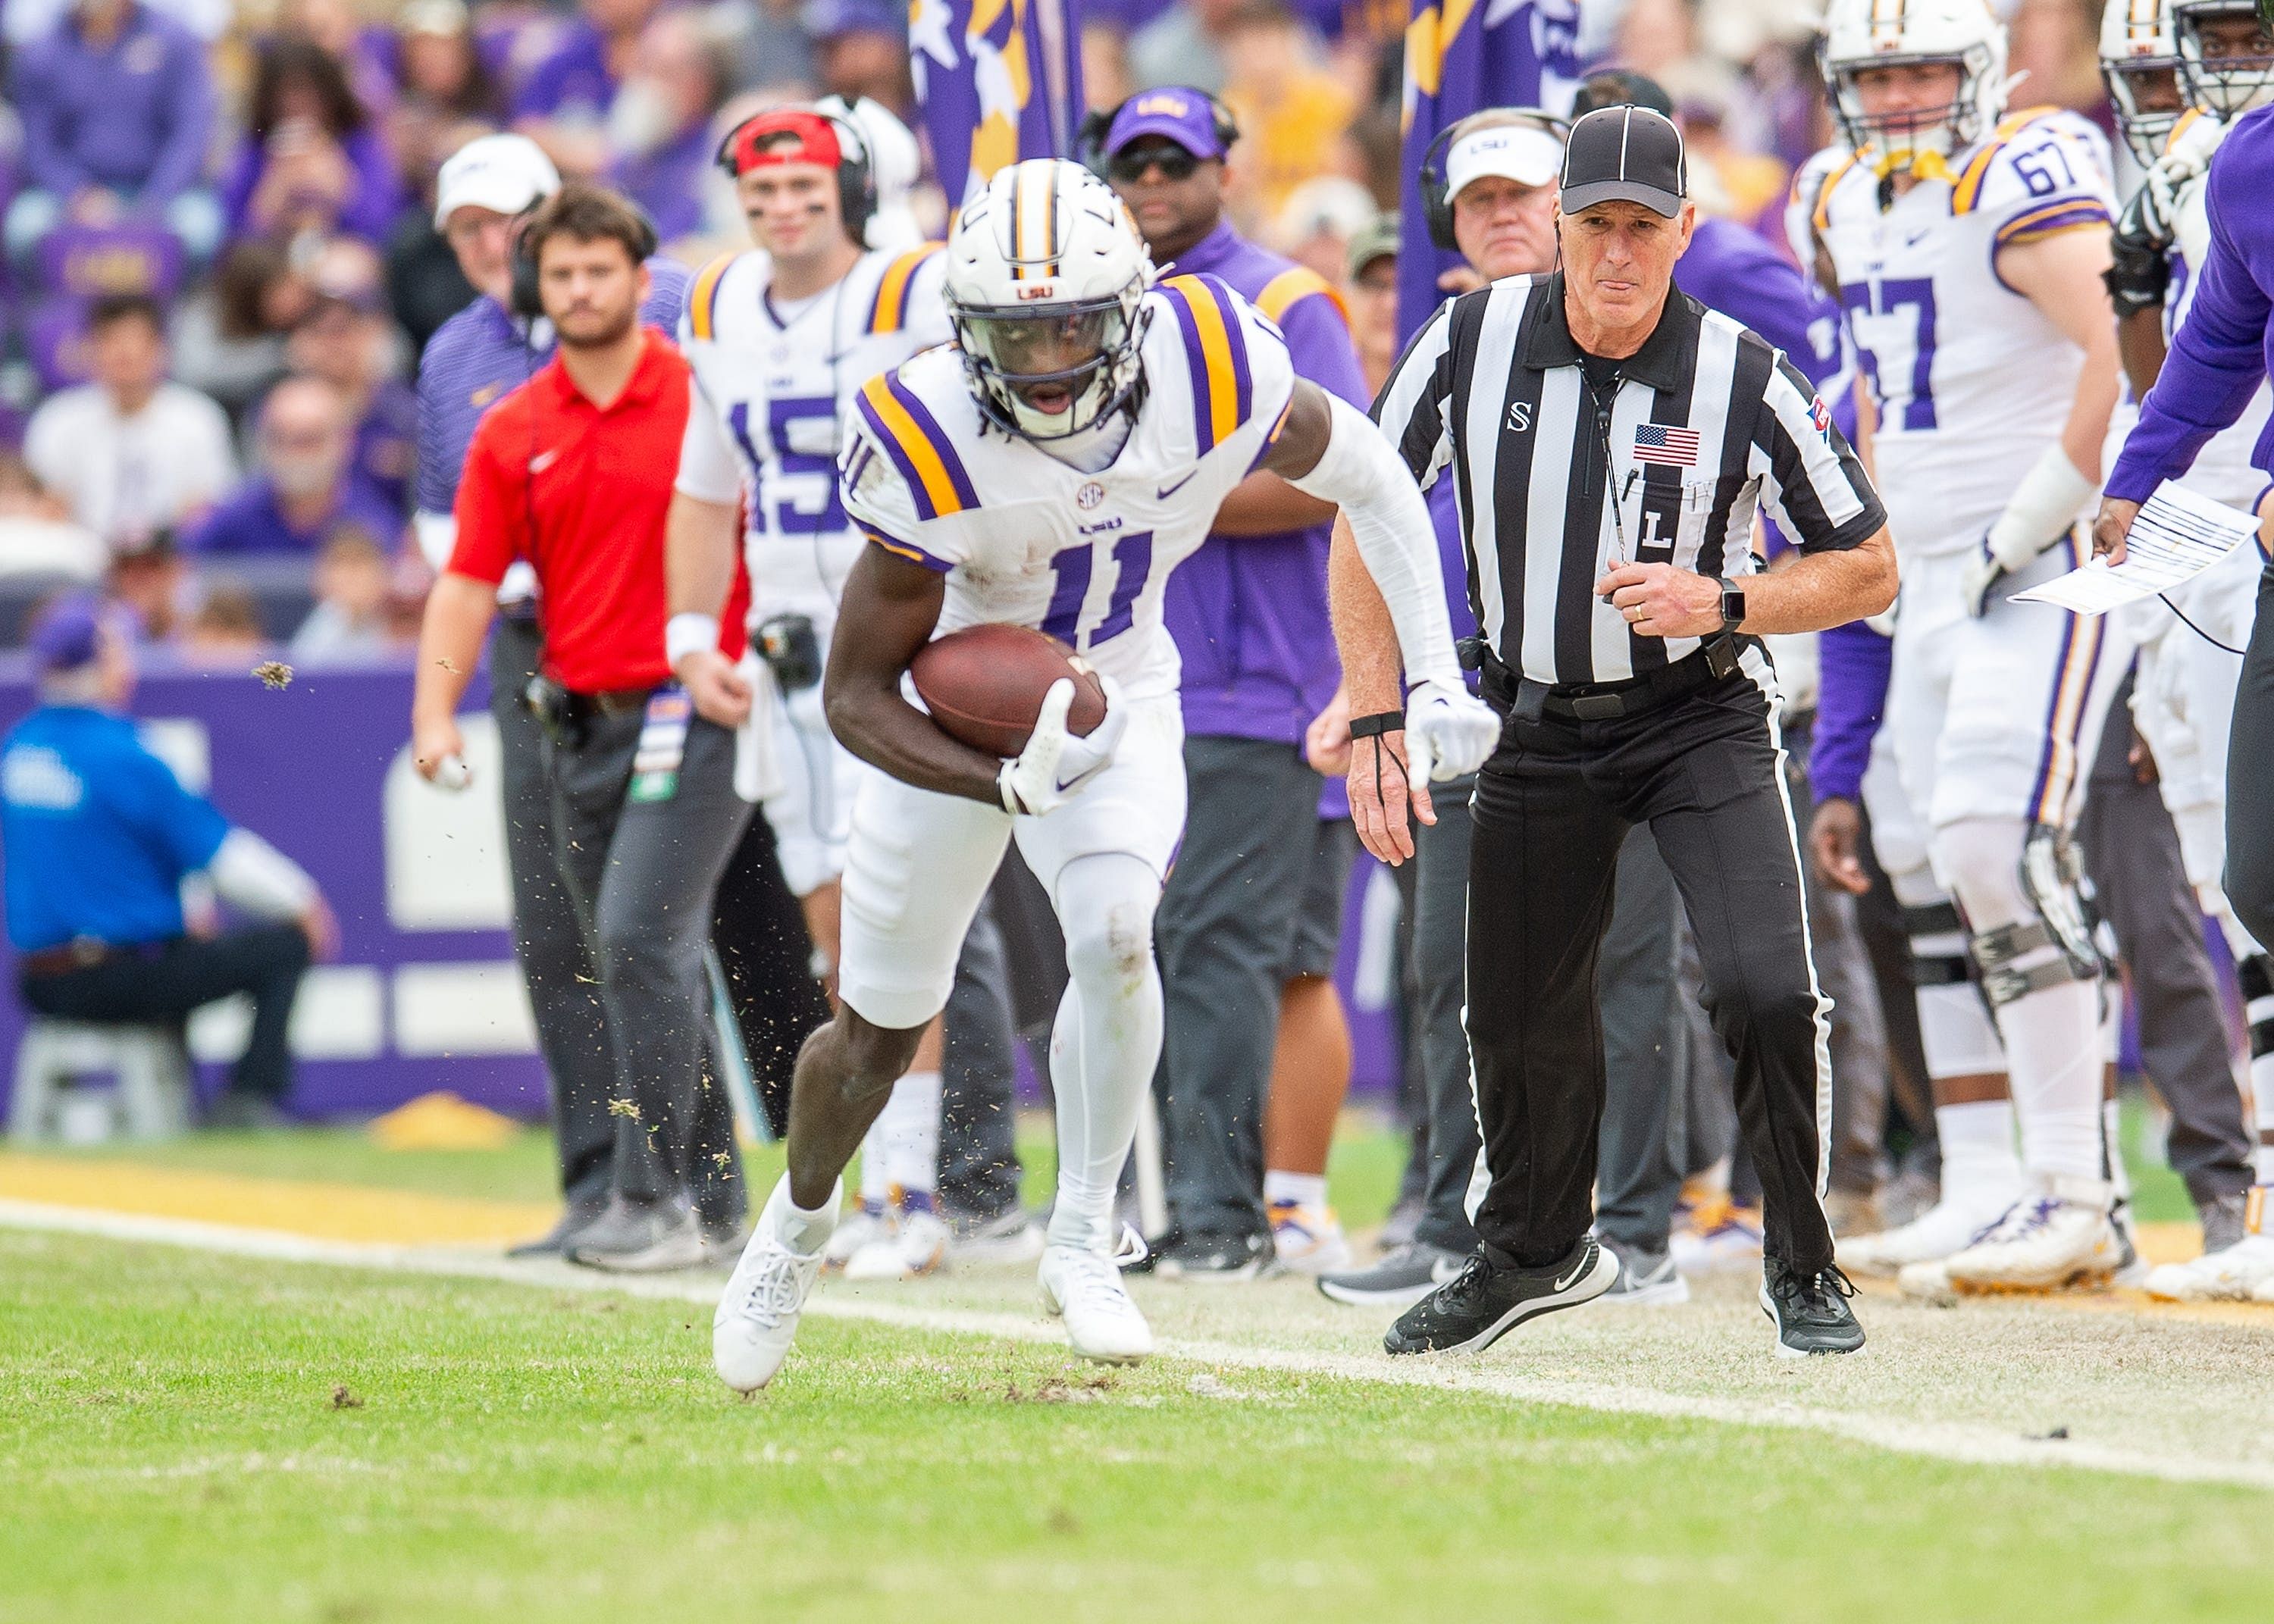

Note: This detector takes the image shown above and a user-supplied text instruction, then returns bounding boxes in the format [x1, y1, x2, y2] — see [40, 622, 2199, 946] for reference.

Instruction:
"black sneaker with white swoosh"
[1759, 1258, 1866, 1356]
[1383, 1237, 1618, 1356]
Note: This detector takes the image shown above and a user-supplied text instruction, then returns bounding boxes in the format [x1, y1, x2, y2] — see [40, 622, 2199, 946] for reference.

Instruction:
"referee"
[1334, 106, 1896, 1358]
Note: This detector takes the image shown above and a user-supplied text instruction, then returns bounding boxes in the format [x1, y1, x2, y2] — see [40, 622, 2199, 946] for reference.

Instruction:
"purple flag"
[910, 0, 1086, 208]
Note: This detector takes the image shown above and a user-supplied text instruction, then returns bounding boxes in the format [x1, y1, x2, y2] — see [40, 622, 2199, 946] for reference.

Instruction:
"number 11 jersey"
[838, 272, 1297, 702]
[1811, 107, 2114, 557]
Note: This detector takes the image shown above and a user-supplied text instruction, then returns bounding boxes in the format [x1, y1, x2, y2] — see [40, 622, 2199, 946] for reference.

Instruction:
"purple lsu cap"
[29, 592, 136, 674]
[1104, 88, 1228, 161]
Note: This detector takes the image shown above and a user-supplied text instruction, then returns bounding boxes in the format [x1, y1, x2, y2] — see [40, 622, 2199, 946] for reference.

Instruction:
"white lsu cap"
[434, 133, 562, 229]
[1443, 124, 1565, 203]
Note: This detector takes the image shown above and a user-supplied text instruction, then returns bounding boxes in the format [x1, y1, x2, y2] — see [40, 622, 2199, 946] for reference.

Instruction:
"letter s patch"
[1507, 401, 1532, 433]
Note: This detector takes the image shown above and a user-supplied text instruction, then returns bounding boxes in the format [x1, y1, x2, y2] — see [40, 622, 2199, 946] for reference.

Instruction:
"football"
[910, 623, 1107, 758]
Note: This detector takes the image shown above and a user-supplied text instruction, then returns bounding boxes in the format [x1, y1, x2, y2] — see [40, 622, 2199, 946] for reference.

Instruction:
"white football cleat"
[1038, 1230, 1154, 1365]
[713, 1180, 835, 1393]
[1940, 1175, 2120, 1294]
[822, 1203, 890, 1271]
[1834, 1189, 2014, 1279]
[1267, 1200, 1352, 1276]
[2145, 1232, 2274, 1301]
[843, 1206, 949, 1281]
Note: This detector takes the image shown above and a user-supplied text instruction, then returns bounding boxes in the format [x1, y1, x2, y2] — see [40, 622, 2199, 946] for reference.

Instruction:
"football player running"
[2100, 0, 2274, 1300]
[710, 158, 1493, 1390]
[1808, 0, 2135, 1294]
[665, 104, 963, 1281]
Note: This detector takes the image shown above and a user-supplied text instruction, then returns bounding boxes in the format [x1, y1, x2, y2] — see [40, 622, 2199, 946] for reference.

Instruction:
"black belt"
[19, 937, 171, 978]
[564, 685, 658, 720]
[1485, 635, 1747, 723]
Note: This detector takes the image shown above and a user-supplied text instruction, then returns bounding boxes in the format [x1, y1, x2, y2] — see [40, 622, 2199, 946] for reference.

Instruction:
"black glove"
[2102, 186, 2171, 319]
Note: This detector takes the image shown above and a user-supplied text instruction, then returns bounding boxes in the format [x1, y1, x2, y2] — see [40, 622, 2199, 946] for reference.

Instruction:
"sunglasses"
[1108, 146, 1202, 183]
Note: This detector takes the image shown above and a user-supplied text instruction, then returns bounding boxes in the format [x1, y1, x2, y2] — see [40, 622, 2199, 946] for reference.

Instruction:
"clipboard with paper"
[2012, 484, 2259, 615]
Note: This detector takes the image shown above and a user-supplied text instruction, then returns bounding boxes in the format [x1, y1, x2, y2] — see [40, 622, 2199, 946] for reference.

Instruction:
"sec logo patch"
[1076, 482, 1105, 510]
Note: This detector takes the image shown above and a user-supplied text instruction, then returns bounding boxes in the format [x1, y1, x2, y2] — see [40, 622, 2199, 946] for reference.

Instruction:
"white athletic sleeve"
[675, 371, 744, 505]
[207, 828, 317, 918]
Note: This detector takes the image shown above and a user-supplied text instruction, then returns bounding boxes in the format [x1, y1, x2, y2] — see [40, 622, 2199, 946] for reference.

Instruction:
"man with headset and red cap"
[1088, 86, 1375, 1278]
[664, 105, 1035, 1278]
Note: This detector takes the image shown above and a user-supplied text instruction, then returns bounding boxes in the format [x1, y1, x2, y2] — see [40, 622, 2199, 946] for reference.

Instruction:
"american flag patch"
[1809, 395, 1833, 442]
[1633, 424, 1702, 466]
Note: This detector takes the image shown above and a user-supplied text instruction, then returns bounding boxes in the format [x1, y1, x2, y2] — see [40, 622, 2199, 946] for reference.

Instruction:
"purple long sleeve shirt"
[2109, 104, 2274, 500]
[1159, 220, 1371, 746]
[221, 124, 405, 246]
[10, 2, 214, 203]
[1809, 617, 1891, 806]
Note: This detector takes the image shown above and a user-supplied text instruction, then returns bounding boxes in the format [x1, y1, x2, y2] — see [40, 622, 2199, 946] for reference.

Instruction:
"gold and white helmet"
[2101, 0, 2189, 164]
[944, 158, 1156, 442]
[1819, 0, 2010, 173]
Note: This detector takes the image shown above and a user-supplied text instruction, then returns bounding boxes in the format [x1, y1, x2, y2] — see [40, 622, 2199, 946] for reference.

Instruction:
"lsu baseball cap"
[1347, 211, 1399, 279]
[29, 592, 135, 674]
[1559, 105, 1687, 218]
[434, 133, 561, 229]
[1104, 88, 1229, 161]
[1443, 120, 1565, 202]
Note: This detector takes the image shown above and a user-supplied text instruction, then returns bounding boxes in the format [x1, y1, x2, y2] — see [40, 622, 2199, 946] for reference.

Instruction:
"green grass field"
[6, 1225, 2272, 1624]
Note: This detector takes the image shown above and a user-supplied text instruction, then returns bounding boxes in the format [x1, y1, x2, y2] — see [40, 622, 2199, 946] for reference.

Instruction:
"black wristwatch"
[1715, 576, 1746, 634]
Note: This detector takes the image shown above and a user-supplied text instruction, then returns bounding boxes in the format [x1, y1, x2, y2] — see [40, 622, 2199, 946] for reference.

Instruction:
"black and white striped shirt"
[1375, 271, 1884, 689]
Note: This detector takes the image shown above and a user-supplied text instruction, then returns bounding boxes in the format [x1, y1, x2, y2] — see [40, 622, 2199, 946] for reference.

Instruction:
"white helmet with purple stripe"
[1819, 0, 2010, 171]
[944, 158, 1155, 442]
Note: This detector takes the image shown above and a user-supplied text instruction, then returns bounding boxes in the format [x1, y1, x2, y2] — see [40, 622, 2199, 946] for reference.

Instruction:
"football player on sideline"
[711, 158, 1494, 1389]
[2100, 0, 2274, 1298]
[663, 105, 967, 1282]
[1806, 0, 2135, 1294]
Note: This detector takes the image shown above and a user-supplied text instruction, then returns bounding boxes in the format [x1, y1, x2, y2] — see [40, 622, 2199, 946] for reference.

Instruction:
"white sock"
[874, 1069, 941, 1201]
[767, 1172, 841, 1256]
[1264, 1170, 1328, 1210]
[1935, 1099, 2021, 1206]
[1998, 977, 2107, 1181]
[1044, 853, 1164, 1253]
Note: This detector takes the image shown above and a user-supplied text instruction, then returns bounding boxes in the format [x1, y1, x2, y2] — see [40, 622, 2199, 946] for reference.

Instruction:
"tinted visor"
[956, 297, 1130, 384]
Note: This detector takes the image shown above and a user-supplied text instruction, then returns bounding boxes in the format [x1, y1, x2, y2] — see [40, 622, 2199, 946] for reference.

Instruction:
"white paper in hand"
[2015, 483, 2257, 615]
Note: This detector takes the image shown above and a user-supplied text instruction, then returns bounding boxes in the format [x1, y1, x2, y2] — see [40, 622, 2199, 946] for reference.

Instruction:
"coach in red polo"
[411, 183, 753, 1274]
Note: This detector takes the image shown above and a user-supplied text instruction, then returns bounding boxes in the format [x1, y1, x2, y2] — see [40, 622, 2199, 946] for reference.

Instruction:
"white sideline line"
[8, 1198, 2272, 1493]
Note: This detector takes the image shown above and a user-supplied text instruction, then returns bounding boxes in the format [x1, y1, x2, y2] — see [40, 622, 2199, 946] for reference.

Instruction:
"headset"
[1076, 90, 1242, 180]
[508, 196, 660, 320]
[1417, 108, 1570, 252]
[713, 106, 878, 249]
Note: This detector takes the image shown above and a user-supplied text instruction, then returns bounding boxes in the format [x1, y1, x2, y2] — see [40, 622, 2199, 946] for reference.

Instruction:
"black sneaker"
[1598, 1244, 1688, 1305]
[1384, 1237, 1618, 1356]
[1128, 1228, 1273, 1281]
[506, 1199, 608, 1258]
[1317, 1241, 1467, 1308]
[1759, 1258, 1865, 1356]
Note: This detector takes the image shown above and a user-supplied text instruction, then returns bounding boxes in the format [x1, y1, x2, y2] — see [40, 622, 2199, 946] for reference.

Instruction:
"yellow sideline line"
[0, 1152, 557, 1246]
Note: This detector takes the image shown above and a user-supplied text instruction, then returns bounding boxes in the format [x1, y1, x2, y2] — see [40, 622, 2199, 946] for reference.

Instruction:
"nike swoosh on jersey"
[1156, 470, 1199, 500]
[528, 449, 560, 474]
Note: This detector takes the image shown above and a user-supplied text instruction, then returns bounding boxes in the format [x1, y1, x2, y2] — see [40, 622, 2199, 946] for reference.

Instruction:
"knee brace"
[1969, 826, 2103, 1010]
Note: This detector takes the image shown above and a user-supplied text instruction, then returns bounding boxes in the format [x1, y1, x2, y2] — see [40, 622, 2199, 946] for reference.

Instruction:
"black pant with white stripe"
[1464, 659, 1836, 1275]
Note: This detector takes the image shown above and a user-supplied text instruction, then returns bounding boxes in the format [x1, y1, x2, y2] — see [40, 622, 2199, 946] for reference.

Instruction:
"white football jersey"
[675, 243, 953, 619]
[1812, 108, 2116, 555]
[839, 272, 1297, 702]
[2162, 111, 2271, 507]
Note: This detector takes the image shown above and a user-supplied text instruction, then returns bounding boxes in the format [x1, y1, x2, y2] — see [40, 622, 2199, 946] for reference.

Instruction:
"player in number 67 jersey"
[709, 158, 1497, 1390]
[1809, 0, 2137, 1297]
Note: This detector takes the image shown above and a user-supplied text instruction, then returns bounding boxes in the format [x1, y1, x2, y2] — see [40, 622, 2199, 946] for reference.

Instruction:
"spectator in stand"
[1269, 174, 1376, 285]
[181, 377, 402, 559]
[3, 593, 336, 1129]
[286, 253, 418, 515]
[0, 455, 106, 581]
[290, 527, 400, 659]
[1219, 2, 1358, 221]
[805, 0, 913, 118]
[171, 240, 310, 421]
[280, 0, 400, 124]
[108, 531, 190, 640]
[1097, 91, 1371, 1277]
[223, 36, 405, 248]
[1126, 0, 1244, 95]
[178, 580, 270, 664]
[5, 0, 221, 265]
[606, 11, 731, 245]
[513, 0, 667, 177]
[388, 0, 509, 195]
[1343, 211, 1399, 396]
[722, 0, 818, 99]
[24, 294, 236, 555]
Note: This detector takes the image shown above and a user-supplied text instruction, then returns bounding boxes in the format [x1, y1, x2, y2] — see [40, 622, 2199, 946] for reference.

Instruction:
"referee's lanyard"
[1586, 369, 1640, 566]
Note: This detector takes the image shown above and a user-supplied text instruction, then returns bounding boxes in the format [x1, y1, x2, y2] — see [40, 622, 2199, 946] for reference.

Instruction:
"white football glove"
[997, 673, 1128, 816]
[1403, 678, 1499, 784]
[1961, 449, 2097, 618]
[2142, 112, 2224, 232]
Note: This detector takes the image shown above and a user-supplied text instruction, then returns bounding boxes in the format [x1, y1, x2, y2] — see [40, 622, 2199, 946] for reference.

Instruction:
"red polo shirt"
[450, 327, 749, 694]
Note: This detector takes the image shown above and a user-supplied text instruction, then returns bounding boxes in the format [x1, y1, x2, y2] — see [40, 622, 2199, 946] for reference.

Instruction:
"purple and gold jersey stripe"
[868, 243, 944, 333]
[1809, 152, 1859, 236]
[2027, 539, 2106, 823]
[1994, 199, 2112, 248]
[687, 252, 737, 342]
[1158, 273, 1253, 454]
[1952, 106, 2058, 214]
[1254, 265, 1350, 329]
[856, 372, 979, 520]
[861, 524, 954, 572]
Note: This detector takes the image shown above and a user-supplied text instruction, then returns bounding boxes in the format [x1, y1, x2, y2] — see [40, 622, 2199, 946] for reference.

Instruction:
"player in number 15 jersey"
[709, 158, 1496, 1391]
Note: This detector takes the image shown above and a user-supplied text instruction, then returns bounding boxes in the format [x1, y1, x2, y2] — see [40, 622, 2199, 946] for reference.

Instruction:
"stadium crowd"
[11, 0, 2272, 1338]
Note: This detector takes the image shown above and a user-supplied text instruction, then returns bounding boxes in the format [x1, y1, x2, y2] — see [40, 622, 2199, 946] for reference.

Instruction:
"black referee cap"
[1559, 105, 1687, 219]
